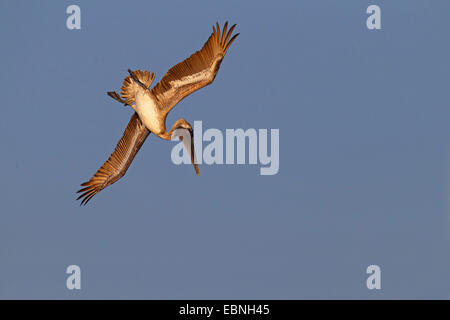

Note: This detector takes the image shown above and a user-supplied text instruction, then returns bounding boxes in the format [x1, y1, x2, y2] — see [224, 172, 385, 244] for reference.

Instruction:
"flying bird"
[76, 22, 239, 205]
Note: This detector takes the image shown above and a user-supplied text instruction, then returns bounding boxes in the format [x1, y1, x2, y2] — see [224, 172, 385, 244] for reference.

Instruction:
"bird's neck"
[158, 130, 172, 141]
[158, 124, 179, 141]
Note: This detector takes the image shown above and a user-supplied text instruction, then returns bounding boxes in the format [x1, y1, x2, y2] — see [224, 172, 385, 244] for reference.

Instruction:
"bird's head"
[169, 118, 199, 175]
[171, 118, 192, 133]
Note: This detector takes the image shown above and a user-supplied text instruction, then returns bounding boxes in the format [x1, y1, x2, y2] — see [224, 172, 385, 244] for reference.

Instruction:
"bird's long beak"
[179, 130, 199, 176]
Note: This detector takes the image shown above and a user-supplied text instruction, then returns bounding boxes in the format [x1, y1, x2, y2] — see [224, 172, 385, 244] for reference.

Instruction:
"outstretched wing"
[77, 112, 150, 205]
[152, 21, 239, 113]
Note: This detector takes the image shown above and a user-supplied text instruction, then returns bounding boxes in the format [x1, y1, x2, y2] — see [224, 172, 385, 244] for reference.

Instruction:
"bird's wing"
[77, 112, 150, 205]
[152, 21, 239, 113]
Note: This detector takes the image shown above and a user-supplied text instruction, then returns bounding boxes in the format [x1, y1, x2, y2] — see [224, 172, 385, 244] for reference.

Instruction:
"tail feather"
[121, 70, 155, 105]
[107, 91, 128, 106]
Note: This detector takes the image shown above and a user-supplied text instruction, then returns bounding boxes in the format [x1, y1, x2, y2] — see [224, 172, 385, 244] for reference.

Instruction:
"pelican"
[76, 22, 239, 205]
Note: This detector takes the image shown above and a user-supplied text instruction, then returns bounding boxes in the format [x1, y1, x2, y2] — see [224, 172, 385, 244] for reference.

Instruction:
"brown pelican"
[76, 22, 238, 205]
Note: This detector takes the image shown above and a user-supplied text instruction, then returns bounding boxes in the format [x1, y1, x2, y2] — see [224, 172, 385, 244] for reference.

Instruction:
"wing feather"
[76, 112, 150, 205]
[152, 21, 239, 113]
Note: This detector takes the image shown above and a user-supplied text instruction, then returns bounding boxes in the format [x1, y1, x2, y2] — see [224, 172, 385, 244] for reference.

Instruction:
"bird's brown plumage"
[121, 70, 155, 106]
[77, 22, 238, 205]
[152, 21, 239, 113]
[77, 113, 150, 205]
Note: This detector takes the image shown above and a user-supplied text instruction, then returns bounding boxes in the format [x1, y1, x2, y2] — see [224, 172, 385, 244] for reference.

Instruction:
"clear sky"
[0, 0, 449, 299]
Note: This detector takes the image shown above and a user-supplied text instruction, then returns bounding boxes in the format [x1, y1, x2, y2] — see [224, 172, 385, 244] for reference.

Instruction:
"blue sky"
[0, 0, 449, 298]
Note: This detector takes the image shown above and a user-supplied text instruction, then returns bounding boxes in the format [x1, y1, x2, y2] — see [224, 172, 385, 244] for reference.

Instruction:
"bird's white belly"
[134, 91, 164, 134]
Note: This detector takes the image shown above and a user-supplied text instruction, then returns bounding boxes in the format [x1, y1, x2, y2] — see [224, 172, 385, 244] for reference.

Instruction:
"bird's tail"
[121, 69, 155, 105]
